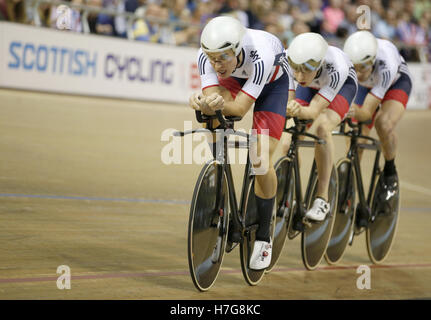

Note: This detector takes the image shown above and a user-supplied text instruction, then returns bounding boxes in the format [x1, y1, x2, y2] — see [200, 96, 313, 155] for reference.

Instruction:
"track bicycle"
[174, 110, 275, 291]
[326, 118, 400, 264]
[268, 117, 338, 271]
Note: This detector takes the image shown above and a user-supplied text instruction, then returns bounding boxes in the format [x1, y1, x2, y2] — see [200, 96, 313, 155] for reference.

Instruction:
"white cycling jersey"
[198, 28, 295, 100]
[297, 46, 357, 103]
[358, 39, 411, 99]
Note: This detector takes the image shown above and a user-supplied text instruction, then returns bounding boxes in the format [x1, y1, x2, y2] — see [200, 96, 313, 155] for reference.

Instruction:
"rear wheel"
[187, 160, 230, 291]
[366, 173, 400, 264]
[301, 165, 338, 270]
[325, 158, 356, 265]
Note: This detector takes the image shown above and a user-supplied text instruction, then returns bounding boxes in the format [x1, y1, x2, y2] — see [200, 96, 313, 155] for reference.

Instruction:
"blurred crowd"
[1, 0, 430, 61]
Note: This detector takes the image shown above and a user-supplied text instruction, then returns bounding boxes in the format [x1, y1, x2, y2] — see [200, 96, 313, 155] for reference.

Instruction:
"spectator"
[218, 0, 249, 27]
[302, 0, 323, 33]
[115, 0, 128, 37]
[274, 0, 293, 32]
[322, 0, 344, 36]
[248, 0, 270, 30]
[370, 0, 385, 29]
[397, 11, 427, 46]
[85, 0, 103, 34]
[374, 8, 398, 40]
[263, 9, 282, 36]
[283, 20, 310, 47]
[414, 0, 431, 22]
[0, 0, 8, 20]
[5, 0, 27, 23]
[96, 0, 116, 36]
[125, 0, 139, 13]
[132, 2, 166, 42]
[337, 4, 357, 38]
[167, 0, 191, 31]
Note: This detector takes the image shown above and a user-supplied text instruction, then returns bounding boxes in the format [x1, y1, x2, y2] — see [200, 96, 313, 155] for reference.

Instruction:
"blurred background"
[1, 0, 430, 62]
[0, 0, 430, 299]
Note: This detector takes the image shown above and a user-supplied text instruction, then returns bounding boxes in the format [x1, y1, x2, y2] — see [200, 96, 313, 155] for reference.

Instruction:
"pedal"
[226, 229, 242, 253]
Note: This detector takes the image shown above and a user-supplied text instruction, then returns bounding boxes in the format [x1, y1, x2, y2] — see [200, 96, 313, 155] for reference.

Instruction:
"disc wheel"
[187, 161, 230, 291]
[301, 165, 338, 270]
[325, 158, 356, 265]
[366, 173, 400, 264]
[266, 156, 295, 273]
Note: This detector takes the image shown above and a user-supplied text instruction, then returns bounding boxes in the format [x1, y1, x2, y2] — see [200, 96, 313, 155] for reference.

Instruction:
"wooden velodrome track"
[0, 88, 430, 300]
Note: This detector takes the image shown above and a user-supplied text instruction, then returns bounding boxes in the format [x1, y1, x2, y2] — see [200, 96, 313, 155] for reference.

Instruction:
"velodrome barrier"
[0, 21, 429, 109]
[0, 22, 200, 104]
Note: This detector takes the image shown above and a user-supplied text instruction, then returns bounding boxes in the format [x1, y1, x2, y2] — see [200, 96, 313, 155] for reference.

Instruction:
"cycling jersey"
[197, 28, 295, 140]
[294, 46, 358, 120]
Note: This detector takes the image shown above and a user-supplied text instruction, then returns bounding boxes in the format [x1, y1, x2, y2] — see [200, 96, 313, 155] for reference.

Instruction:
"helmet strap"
[235, 48, 245, 70]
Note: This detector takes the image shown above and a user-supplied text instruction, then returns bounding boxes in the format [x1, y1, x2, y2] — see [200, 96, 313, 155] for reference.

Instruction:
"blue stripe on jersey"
[253, 61, 265, 85]
[330, 72, 340, 90]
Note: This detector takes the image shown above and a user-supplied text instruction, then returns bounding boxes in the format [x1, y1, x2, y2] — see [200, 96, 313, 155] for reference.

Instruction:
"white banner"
[0, 22, 200, 103]
[406, 63, 431, 110]
[0, 22, 429, 109]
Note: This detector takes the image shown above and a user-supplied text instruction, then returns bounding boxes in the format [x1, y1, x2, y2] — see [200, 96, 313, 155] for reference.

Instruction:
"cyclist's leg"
[249, 73, 290, 270]
[374, 72, 411, 182]
[306, 77, 357, 220]
[314, 77, 358, 200]
[374, 101, 405, 167]
[351, 85, 374, 159]
[309, 108, 341, 200]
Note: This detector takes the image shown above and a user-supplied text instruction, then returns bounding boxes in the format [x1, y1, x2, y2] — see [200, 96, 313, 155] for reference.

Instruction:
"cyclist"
[285, 32, 358, 222]
[343, 30, 412, 207]
[189, 16, 295, 270]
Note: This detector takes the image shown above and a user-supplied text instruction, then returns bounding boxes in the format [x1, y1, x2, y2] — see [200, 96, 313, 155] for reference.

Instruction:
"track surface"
[0, 88, 430, 299]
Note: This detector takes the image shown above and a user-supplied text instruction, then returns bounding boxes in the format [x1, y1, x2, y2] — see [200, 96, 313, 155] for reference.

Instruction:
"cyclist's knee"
[375, 117, 394, 138]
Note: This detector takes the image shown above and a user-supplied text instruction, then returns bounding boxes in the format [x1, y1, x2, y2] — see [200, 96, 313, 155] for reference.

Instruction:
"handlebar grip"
[215, 110, 227, 127]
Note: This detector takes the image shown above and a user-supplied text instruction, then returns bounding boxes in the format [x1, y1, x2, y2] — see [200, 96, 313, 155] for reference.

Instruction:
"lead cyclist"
[188, 16, 295, 271]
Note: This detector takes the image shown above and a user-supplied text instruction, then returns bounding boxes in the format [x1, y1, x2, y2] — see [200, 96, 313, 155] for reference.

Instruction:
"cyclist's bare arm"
[354, 94, 381, 122]
[297, 94, 330, 120]
[202, 86, 255, 117]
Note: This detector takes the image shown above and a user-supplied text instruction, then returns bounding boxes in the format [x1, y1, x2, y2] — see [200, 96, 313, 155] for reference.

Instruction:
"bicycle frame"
[176, 110, 257, 238]
[283, 117, 326, 232]
[333, 119, 382, 219]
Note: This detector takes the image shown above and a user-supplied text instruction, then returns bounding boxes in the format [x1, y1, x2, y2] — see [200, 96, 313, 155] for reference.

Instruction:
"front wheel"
[239, 178, 266, 286]
[187, 160, 230, 291]
[266, 156, 295, 273]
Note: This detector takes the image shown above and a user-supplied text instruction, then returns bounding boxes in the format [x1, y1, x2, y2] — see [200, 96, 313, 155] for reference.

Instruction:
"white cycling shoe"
[249, 239, 272, 270]
[305, 198, 330, 222]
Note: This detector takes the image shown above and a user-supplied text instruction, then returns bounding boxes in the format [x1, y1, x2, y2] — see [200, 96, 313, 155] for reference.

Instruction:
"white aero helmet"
[343, 31, 378, 65]
[200, 16, 246, 56]
[287, 32, 328, 72]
